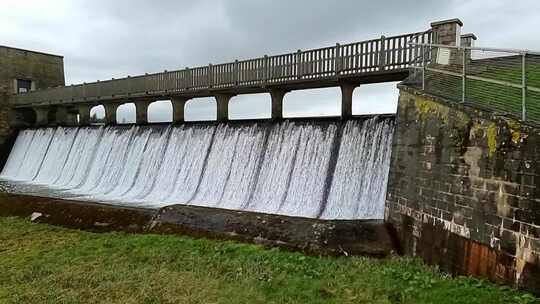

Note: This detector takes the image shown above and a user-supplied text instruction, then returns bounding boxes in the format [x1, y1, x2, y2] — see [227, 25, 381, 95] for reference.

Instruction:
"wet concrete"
[0, 192, 396, 256]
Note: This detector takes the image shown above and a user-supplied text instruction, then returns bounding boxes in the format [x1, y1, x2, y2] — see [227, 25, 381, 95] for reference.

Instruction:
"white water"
[0, 118, 394, 219]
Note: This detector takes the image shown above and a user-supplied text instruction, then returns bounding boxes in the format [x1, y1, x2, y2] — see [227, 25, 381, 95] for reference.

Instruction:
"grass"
[0, 217, 538, 304]
[424, 58, 540, 123]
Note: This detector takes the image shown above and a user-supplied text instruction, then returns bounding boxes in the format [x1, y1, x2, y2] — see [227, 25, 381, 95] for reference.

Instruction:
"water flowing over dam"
[0, 117, 394, 219]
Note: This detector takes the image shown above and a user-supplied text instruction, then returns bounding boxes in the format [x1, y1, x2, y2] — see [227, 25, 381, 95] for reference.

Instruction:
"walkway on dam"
[11, 31, 432, 108]
[8, 19, 470, 126]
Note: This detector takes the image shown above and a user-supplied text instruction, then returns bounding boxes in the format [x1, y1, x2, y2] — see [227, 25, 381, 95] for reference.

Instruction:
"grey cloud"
[2, 0, 540, 120]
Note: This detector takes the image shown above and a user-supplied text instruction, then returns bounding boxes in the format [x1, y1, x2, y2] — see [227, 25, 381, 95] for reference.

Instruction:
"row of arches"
[89, 83, 399, 124]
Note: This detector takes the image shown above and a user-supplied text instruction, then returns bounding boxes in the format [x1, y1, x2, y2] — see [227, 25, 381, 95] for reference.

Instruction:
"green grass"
[425, 60, 540, 123]
[0, 217, 538, 304]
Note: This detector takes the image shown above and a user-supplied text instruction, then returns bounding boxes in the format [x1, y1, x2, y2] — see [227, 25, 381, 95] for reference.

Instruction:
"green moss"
[415, 96, 450, 123]
[487, 123, 498, 157]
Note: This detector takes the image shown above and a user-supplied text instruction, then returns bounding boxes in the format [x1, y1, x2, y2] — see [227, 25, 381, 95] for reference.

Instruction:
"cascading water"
[0, 117, 394, 219]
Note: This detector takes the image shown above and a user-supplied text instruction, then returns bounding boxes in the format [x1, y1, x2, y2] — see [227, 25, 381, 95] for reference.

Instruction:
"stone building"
[0, 45, 65, 167]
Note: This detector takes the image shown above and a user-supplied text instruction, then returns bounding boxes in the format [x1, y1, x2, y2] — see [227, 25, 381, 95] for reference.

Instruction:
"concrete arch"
[116, 103, 136, 124]
[148, 100, 172, 123]
[184, 97, 217, 121]
[89, 105, 105, 124]
[228, 93, 270, 120]
[284, 87, 341, 118]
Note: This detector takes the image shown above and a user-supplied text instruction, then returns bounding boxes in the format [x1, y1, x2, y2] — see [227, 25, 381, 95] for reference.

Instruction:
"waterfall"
[0, 117, 394, 219]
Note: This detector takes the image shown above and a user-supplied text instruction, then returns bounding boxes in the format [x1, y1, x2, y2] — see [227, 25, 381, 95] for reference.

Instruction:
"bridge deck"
[11, 31, 432, 108]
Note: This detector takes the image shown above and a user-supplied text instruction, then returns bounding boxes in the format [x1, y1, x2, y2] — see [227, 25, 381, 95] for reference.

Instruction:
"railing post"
[335, 43, 341, 76]
[234, 60, 239, 86]
[296, 49, 302, 79]
[185, 67, 190, 90]
[208, 64, 213, 88]
[522, 52, 527, 121]
[421, 45, 426, 90]
[462, 47, 466, 103]
[379, 35, 386, 71]
[264, 55, 269, 84]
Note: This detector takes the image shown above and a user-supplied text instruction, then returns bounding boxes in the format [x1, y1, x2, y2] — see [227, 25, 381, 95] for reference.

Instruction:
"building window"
[17, 79, 32, 93]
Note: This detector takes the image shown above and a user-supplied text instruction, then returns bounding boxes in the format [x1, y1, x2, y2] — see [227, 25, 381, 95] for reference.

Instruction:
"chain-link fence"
[407, 43, 540, 124]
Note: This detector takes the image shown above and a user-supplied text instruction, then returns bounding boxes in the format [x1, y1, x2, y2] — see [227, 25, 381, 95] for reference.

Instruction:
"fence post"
[379, 35, 386, 71]
[208, 64, 213, 88]
[185, 67, 190, 90]
[421, 45, 426, 91]
[234, 60, 239, 86]
[522, 52, 527, 121]
[462, 47, 466, 103]
[335, 43, 341, 76]
[264, 55, 269, 84]
[296, 50, 302, 79]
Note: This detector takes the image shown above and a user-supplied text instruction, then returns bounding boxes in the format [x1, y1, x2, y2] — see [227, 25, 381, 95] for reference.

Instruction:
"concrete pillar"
[269, 89, 288, 120]
[78, 104, 92, 126]
[65, 108, 79, 126]
[171, 97, 190, 123]
[34, 107, 49, 126]
[430, 18, 463, 46]
[56, 107, 78, 126]
[56, 107, 68, 126]
[340, 83, 357, 119]
[135, 100, 152, 124]
[460, 33, 477, 48]
[104, 103, 119, 125]
[215, 94, 235, 122]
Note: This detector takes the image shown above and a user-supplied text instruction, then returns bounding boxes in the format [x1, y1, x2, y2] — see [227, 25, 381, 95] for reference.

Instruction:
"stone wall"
[0, 45, 65, 169]
[386, 85, 540, 294]
[0, 46, 65, 94]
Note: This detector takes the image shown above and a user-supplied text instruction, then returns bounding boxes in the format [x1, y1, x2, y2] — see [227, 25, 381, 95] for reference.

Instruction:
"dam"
[1, 17, 540, 293]
[0, 117, 394, 220]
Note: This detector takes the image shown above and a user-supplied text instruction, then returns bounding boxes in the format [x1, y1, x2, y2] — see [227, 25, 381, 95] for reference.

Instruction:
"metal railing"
[11, 30, 433, 107]
[408, 43, 540, 123]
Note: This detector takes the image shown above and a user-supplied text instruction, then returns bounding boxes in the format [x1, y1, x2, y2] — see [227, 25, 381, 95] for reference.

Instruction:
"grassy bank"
[0, 217, 537, 304]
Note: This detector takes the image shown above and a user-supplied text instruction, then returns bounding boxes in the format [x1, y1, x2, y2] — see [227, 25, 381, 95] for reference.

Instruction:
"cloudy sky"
[2, 0, 539, 122]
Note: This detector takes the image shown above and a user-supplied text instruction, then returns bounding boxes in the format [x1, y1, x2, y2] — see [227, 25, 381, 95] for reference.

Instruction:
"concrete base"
[0, 192, 396, 256]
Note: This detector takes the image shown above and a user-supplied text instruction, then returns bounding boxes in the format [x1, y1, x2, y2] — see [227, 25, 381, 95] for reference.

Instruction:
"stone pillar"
[215, 94, 235, 122]
[430, 18, 463, 46]
[34, 107, 49, 126]
[171, 97, 190, 123]
[269, 89, 288, 120]
[135, 100, 152, 124]
[56, 107, 78, 126]
[65, 107, 79, 126]
[104, 103, 119, 125]
[340, 83, 357, 119]
[460, 33, 477, 48]
[55, 107, 68, 126]
[78, 104, 92, 126]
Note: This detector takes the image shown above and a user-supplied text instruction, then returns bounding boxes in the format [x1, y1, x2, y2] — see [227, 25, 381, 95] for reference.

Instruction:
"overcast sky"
[2, 0, 540, 122]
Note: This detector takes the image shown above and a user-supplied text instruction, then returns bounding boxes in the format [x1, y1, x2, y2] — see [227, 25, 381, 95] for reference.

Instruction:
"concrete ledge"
[152, 204, 396, 256]
[0, 193, 396, 256]
[0, 193, 156, 233]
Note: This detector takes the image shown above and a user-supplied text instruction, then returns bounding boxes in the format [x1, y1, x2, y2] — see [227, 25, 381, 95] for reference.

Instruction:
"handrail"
[12, 30, 433, 106]
[408, 42, 540, 56]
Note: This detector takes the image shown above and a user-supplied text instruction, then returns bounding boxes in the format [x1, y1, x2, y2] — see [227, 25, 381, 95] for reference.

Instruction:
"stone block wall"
[386, 85, 540, 294]
[0, 45, 65, 169]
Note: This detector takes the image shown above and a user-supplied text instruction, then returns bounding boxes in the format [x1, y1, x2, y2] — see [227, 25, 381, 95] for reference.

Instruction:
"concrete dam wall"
[0, 116, 394, 220]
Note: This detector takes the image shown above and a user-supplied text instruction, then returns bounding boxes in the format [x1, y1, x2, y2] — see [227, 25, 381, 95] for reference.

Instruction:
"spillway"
[0, 117, 394, 219]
